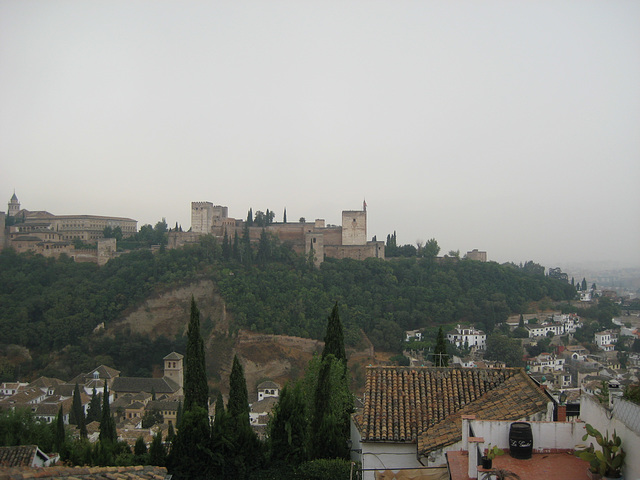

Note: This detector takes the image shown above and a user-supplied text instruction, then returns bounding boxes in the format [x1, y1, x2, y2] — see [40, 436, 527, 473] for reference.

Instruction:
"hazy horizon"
[2, 1, 639, 269]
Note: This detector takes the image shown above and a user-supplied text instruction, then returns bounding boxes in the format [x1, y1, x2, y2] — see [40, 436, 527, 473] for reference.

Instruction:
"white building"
[594, 331, 615, 352]
[405, 329, 423, 342]
[446, 325, 486, 350]
[526, 323, 565, 338]
[528, 353, 565, 373]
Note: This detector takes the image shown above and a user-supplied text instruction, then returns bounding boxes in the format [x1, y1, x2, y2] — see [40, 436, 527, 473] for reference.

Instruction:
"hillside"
[0, 240, 576, 383]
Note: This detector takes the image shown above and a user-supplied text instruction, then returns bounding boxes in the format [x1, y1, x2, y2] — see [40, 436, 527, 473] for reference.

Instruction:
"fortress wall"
[324, 242, 382, 261]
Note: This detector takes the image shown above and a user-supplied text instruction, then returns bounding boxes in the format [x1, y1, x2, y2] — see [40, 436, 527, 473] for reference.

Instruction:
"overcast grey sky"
[1, 1, 639, 268]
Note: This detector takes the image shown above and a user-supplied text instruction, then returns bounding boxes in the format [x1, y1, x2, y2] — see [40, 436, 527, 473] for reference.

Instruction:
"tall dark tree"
[268, 381, 308, 465]
[54, 405, 66, 452]
[283, 208, 287, 223]
[519, 314, 525, 328]
[310, 355, 348, 460]
[184, 296, 208, 412]
[99, 384, 117, 444]
[222, 230, 231, 261]
[70, 383, 87, 438]
[227, 355, 261, 478]
[432, 326, 449, 367]
[168, 406, 212, 479]
[233, 232, 240, 261]
[246, 208, 253, 226]
[148, 432, 166, 466]
[581, 277, 588, 291]
[210, 393, 232, 475]
[257, 229, 271, 264]
[86, 387, 101, 423]
[322, 303, 346, 363]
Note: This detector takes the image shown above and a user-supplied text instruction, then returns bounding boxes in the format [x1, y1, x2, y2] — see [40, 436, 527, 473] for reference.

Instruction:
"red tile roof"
[355, 367, 551, 455]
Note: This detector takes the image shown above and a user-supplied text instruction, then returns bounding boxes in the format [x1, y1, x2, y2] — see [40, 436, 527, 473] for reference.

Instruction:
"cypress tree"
[233, 232, 240, 261]
[149, 432, 166, 466]
[227, 355, 249, 421]
[322, 303, 346, 363]
[184, 296, 209, 412]
[283, 208, 287, 223]
[71, 383, 87, 438]
[433, 326, 449, 367]
[86, 387, 101, 423]
[54, 405, 66, 452]
[99, 383, 117, 444]
[268, 381, 308, 465]
[227, 355, 261, 478]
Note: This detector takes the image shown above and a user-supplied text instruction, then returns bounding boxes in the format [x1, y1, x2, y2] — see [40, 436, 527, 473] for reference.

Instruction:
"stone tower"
[163, 352, 184, 389]
[7, 192, 20, 217]
[342, 210, 367, 245]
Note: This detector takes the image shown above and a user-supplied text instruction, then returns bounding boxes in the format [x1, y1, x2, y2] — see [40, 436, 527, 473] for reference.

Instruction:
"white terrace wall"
[464, 418, 586, 454]
[580, 394, 640, 480]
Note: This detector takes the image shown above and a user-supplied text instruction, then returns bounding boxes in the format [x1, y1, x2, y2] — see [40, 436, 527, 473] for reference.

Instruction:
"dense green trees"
[432, 326, 449, 367]
[0, 234, 576, 381]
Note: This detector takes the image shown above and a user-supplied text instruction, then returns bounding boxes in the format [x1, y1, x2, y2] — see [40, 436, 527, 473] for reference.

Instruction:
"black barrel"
[509, 422, 533, 459]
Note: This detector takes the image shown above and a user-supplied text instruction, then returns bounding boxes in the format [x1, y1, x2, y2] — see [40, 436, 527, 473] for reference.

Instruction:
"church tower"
[163, 352, 184, 390]
[8, 192, 20, 217]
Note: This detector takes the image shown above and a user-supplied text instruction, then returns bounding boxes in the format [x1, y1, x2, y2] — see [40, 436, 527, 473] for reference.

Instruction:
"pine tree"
[184, 296, 209, 412]
[322, 303, 346, 363]
[433, 326, 449, 367]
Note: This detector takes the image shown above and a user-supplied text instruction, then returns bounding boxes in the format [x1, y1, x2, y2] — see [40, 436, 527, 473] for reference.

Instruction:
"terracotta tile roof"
[356, 367, 550, 453]
[0, 465, 169, 480]
[0, 446, 45, 467]
[418, 371, 550, 455]
[111, 377, 179, 395]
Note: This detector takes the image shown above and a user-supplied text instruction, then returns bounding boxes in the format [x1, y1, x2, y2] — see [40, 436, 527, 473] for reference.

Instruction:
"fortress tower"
[7, 192, 20, 217]
[342, 209, 367, 246]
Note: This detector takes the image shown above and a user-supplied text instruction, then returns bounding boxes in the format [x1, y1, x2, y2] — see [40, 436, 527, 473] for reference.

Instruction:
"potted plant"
[575, 424, 625, 479]
[481, 444, 505, 469]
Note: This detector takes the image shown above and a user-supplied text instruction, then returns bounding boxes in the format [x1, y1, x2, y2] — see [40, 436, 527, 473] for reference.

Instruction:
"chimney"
[557, 404, 567, 422]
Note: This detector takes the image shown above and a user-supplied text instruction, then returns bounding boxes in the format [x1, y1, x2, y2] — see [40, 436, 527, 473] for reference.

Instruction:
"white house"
[594, 331, 615, 351]
[257, 381, 280, 402]
[405, 329, 423, 342]
[528, 353, 565, 373]
[446, 325, 486, 350]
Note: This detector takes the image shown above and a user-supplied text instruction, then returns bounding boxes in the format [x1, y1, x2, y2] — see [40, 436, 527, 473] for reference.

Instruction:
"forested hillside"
[0, 235, 575, 380]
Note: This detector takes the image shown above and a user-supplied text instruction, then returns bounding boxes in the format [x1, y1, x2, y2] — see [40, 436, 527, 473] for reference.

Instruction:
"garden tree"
[423, 238, 440, 258]
[448, 250, 460, 258]
[99, 384, 117, 444]
[148, 432, 166, 466]
[226, 355, 262, 478]
[322, 303, 346, 363]
[70, 383, 87, 438]
[241, 222, 252, 264]
[142, 408, 163, 428]
[184, 297, 208, 411]
[268, 381, 308, 465]
[299, 217, 305, 223]
[592, 283, 597, 291]
[571, 277, 575, 287]
[519, 314, 524, 328]
[222, 230, 231, 260]
[581, 277, 588, 291]
[176, 401, 183, 427]
[246, 208, 253, 226]
[86, 387, 101, 423]
[486, 334, 525, 367]
[283, 208, 287, 223]
[432, 326, 449, 367]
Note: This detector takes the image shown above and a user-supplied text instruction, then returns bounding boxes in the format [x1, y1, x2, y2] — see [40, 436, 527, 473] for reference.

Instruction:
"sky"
[1, 1, 639, 269]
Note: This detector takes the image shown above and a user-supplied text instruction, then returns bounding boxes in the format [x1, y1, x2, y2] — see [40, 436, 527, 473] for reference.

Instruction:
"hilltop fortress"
[168, 201, 385, 264]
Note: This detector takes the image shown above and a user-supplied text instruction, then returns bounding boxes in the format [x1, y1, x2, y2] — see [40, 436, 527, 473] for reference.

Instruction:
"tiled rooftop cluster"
[0, 465, 168, 480]
[358, 367, 520, 443]
[0, 446, 42, 468]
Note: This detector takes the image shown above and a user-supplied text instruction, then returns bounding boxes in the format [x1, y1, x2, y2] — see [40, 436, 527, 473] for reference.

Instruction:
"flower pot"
[586, 470, 601, 480]
[481, 456, 492, 469]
